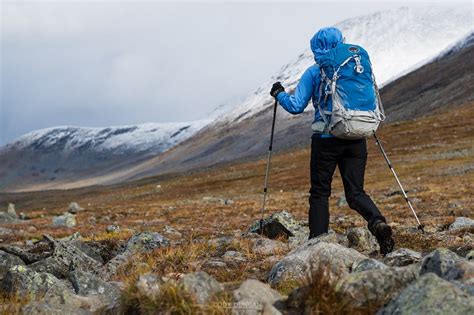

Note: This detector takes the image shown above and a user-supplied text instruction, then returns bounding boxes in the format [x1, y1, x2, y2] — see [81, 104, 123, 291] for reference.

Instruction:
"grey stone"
[181, 271, 224, 304]
[449, 217, 474, 231]
[384, 248, 422, 267]
[0, 250, 25, 281]
[378, 273, 474, 315]
[1, 265, 69, 298]
[252, 238, 288, 256]
[135, 273, 165, 299]
[337, 195, 348, 207]
[337, 266, 418, 306]
[268, 241, 367, 285]
[52, 213, 77, 228]
[106, 224, 120, 234]
[346, 227, 379, 254]
[162, 225, 182, 238]
[352, 258, 388, 273]
[0, 242, 52, 264]
[288, 229, 348, 249]
[97, 254, 129, 281]
[21, 302, 92, 315]
[68, 202, 84, 214]
[420, 248, 463, 278]
[444, 260, 474, 285]
[233, 279, 283, 315]
[248, 211, 308, 239]
[125, 231, 169, 253]
[223, 250, 247, 263]
[7, 203, 18, 219]
[68, 270, 122, 310]
[0, 212, 18, 223]
[0, 227, 14, 236]
[467, 250, 474, 261]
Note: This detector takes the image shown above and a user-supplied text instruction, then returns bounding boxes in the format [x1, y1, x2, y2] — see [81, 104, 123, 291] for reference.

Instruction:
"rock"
[162, 225, 182, 238]
[233, 279, 283, 315]
[0, 212, 18, 223]
[1, 265, 69, 298]
[181, 271, 223, 304]
[7, 203, 18, 219]
[69, 270, 122, 309]
[449, 217, 474, 231]
[125, 232, 169, 253]
[68, 202, 84, 214]
[135, 273, 165, 299]
[0, 242, 52, 264]
[288, 230, 348, 249]
[52, 213, 77, 228]
[19, 212, 30, 220]
[444, 260, 474, 285]
[97, 254, 129, 281]
[420, 248, 463, 278]
[208, 235, 234, 250]
[106, 224, 120, 234]
[202, 259, 227, 269]
[222, 250, 247, 263]
[383, 248, 422, 267]
[221, 199, 234, 205]
[337, 195, 348, 207]
[346, 227, 379, 254]
[252, 238, 288, 256]
[378, 273, 474, 315]
[0, 250, 25, 281]
[337, 266, 418, 306]
[352, 258, 388, 273]
[0, 227, 14, 237]
[248, 211, 308, 239]
[268, 241, 367, 285]
[467, 250, 474, 261]
[21, 302, 92, 315]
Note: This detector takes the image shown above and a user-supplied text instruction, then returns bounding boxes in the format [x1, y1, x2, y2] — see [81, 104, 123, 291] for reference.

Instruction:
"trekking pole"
[260, 100, 278, 234]
[373, 132, 425, 233]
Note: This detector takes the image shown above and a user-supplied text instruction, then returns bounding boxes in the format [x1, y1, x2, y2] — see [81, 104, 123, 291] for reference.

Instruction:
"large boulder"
[268, 241, 367, 285]
[449, 217, 474, 231]
[0, 250, 25, 281]
[378, 273, 474, 315]
[337, 265, 418, 306]
[233, 279, 283, 315]
[420, 248, 463, 278]
[248, 211, 308, 239]
[444, 260, 474, 285]
[346, 227, 379, 254]
[1, 265, 69, 299]
[125, 232, 169, 253]
[181, 271, 223, 304]
[52, 213, 77, 228]
[352, 258, 388, 273]
[383, 248, 422, 267]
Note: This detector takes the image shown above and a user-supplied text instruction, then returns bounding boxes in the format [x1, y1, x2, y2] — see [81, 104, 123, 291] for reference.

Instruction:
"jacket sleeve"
[276, 66, 318, 115]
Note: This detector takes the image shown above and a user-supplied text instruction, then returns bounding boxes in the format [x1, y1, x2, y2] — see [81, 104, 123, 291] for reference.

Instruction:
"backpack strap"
[316, 68, 332, 126]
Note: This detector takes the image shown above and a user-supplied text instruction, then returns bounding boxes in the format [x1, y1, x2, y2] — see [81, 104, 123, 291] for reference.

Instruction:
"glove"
[270, 82, 285, 98]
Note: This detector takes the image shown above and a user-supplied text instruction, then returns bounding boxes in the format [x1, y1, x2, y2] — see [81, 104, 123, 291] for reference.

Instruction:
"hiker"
[269, 27, 395, 254]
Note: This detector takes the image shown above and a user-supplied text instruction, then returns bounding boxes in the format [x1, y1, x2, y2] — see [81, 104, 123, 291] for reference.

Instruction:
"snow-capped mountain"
[5, 121, 208, 156]
[1, 5, 471, 192]
[214, 6, 473, 126]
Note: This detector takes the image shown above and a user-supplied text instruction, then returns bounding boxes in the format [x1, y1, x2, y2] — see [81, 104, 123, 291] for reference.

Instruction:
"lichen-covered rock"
[181, 271, 223, 304]
[1, 265, 69, 298]
[252, 238, 288, 256]
[68, 270, 122, 310]
[97, 254, 129, 281]
[248, 211, 308, 239]
[7, 203, 18, 219]
[443, 260, 474, 285]
[420, 248, 463, 278]
[352, 258, 388, 273]
[0, 250, 25, 281]
[383, 248, 422, 267]
[162, 225, 182, 238]
[125, 232, 169, 253]
[21, 302, 92, 315]
[346, 227, 379, 254]
[268, 241, 367, 285]
[377, 273, 474, 315]
[449, 217, 474, 231]
[233, 279, 283, 315]
[106, 224, 120, 234]
[288, 230, 348, 249]
[337, 266, 418, 306]
[68, 202, 84, 214]
[0, 211, 18, 223]
[52, 213, 77, 228]
[467, 250, 474, 261]
[222, 250, 247, 263]
[135, 273, 165, 299]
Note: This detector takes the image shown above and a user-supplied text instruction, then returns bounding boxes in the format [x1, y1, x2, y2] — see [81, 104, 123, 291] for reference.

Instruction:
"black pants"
[309, 135, 386, 238]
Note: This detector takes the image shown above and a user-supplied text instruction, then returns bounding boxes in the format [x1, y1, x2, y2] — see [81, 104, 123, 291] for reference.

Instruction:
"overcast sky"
[0, 0, 467, 145]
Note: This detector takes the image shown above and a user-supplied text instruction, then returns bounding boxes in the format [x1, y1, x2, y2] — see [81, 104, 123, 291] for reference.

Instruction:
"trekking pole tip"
[418, 224, 425, 234]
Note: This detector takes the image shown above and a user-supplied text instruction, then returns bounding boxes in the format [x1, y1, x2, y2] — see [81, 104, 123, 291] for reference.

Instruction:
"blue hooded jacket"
[276, 27, 344, 136]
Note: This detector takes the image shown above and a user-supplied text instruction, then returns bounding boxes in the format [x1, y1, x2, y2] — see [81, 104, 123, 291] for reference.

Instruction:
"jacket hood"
[310, 27, 343, 62]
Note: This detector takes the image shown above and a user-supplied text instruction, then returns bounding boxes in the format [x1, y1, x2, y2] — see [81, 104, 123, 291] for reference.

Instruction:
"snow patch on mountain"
[4, 120, 209, 155]
[213, 6, 473, 126]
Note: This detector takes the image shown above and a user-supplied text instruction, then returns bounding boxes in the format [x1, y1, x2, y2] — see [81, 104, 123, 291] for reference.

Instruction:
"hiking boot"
[370, 221, 395, 255]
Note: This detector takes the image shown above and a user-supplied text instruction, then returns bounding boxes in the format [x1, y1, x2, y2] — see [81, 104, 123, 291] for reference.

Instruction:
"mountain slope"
[0, 121, 207, 191]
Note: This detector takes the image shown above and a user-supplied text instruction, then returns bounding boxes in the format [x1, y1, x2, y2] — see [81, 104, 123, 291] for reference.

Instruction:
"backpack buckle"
[354, 55, 364, 74]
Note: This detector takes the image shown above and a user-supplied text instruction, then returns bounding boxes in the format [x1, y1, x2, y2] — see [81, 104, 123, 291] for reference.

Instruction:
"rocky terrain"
[0, 208, 473, 314]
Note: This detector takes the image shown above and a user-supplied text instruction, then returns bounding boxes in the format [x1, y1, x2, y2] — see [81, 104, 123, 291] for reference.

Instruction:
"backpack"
[314, 43, 385, 139]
